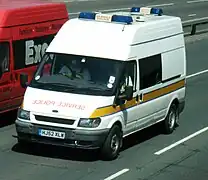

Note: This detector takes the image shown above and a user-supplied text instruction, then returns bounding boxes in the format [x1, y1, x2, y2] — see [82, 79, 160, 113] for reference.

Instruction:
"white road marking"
[147, 3, 174, 7]
[104, 169, 129, 180]
[154, 127, 208, 155]
[187, 0, 208, 3]
[188, 14, 196, 17]
[68, 2, 174, 15]
[187, 69, 208, 78]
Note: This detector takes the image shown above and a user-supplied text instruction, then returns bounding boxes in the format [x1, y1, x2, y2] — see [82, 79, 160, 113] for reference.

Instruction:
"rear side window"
[139, 54, 162, 90]
[13, 34, 55, 70]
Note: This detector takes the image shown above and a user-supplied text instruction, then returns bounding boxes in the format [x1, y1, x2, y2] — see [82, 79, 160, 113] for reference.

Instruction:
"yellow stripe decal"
[143, 79, 185, 103]
[90, 79, 185, 118]
[90, 98, 137, 118]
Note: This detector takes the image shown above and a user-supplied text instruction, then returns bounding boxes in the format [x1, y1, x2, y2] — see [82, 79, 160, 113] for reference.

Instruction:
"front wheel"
[100, 125, 122, 160]
[162, 103, 178, 134]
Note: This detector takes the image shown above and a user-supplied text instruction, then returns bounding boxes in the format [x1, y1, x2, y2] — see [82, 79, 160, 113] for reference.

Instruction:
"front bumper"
[15, 119, 109, 149]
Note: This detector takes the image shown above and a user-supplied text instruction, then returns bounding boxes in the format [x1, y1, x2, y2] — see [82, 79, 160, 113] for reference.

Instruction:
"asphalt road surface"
[1, 0, 208, 179]
[66, 0, 208, 34]
[66, 0, 208, 21]
[1, 33, 208, 180]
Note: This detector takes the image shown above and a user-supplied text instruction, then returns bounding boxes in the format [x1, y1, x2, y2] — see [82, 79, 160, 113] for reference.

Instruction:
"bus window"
[0, 42, 9, 78]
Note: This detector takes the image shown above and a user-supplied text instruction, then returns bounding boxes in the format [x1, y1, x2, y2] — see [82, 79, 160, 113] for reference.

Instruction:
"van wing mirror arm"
[20, 73, 29, 88]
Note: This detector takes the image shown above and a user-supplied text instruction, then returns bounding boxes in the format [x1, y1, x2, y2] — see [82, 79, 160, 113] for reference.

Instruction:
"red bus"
[0, 0, 69, 114]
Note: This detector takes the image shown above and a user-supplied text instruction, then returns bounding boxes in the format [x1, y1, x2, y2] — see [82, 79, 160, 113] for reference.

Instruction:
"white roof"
[46, 11, 183, 61]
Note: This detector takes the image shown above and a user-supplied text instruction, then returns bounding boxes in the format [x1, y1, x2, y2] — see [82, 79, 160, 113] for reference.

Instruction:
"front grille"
[35, 115, 75, 125]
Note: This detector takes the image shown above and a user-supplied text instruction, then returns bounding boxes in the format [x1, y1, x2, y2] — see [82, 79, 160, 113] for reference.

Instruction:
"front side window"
[119, 60, 137, 94]
[30, 53, 124, 96]
[0, 42, 10, 78]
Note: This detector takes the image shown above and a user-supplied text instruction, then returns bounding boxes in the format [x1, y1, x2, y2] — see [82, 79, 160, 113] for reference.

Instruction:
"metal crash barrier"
[182, 17, 208, 36]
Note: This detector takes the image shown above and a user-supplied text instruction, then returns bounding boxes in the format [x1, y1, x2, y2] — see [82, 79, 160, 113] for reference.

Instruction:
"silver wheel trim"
[168, 110, 176, 129]
[110, 134, 119, 153]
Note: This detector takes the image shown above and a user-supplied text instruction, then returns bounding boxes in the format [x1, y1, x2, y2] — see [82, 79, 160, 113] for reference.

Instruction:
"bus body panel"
[0, 1, 68, 114]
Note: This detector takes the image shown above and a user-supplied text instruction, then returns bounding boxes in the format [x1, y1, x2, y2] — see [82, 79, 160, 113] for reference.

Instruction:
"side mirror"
[20, 73, 29, 88]
[118, 86, 133, 101]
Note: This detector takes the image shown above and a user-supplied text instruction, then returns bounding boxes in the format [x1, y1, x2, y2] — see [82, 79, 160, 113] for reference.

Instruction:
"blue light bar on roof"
[130, 7, 163, 16]
[78, 12, 96, 19]
[112, 15, 133, 24]
[131, 7, 140, 12]
[150, 8, 163, 15]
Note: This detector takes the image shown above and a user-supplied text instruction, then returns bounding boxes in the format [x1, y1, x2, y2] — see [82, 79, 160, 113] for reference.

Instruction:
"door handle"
[135, 94, 139, 102]
[139, 93, 143, 102]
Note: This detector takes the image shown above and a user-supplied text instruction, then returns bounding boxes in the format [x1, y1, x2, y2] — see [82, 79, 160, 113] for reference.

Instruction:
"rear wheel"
[100, 125, 122, 160]
[162, 103, 178, 134]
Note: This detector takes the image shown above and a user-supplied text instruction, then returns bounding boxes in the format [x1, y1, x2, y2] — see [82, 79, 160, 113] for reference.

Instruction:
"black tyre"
[162, 103, 178, 134]
[100, 125, 122, 160]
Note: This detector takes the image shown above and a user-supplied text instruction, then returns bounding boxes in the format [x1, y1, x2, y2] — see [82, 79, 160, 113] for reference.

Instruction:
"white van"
[15, 7, 186, 160]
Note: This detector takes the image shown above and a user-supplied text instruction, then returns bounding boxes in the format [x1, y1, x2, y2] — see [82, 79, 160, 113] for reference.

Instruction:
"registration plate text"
[38, 129, 65, 139]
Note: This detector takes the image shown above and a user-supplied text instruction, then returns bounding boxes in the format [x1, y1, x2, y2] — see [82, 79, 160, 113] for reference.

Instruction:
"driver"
[120, 68, 133, 94]
[59, 58, 91, 81]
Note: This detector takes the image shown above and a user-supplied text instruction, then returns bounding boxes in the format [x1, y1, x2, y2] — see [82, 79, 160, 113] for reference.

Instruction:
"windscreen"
[30, 52, 124, 96]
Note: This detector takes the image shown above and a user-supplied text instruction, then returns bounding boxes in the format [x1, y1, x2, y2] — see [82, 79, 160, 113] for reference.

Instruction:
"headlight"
[78, 118, 101, 128]
[17, 108, 30, 120]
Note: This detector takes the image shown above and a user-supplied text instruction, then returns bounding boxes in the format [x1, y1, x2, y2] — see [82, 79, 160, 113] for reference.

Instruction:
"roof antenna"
[122, 25, 125, 31]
